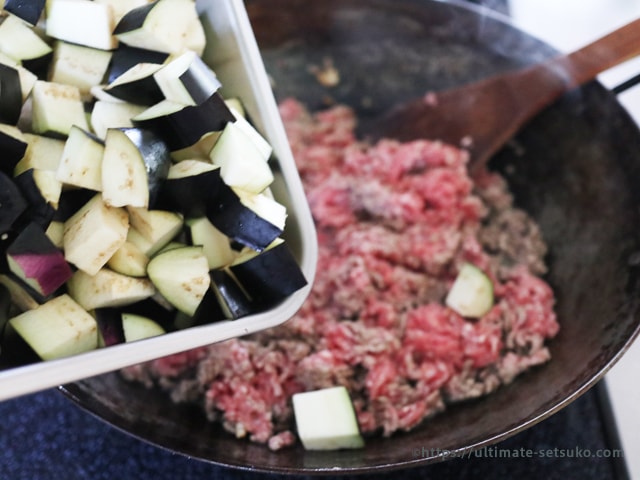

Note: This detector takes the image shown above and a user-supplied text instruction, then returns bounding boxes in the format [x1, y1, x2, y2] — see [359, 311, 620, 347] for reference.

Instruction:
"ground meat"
[121, 99, 559, 450]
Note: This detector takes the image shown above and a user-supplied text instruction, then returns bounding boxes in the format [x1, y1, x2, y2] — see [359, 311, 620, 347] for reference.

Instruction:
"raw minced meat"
[121, 99, 559, 450]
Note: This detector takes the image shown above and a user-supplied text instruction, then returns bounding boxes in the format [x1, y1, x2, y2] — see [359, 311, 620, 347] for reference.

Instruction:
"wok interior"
[62, 0, 640, 473]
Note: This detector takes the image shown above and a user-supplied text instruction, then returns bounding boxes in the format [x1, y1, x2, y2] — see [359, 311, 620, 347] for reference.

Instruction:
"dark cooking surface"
[0, 383, 628, 479]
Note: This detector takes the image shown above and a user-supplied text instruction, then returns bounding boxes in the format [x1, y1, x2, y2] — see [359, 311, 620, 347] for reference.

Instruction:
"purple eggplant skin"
[107, 45, 168, 84]
[0, 64, 24, 125]
[157, 169, 223, 218]
[94, 308, 126, 346]
[229, 243, 307, 308]
[3, 0, 46, 25]
[6, 222, 73, 297]
[190, 287, 226, 326]
[52, 188, 95, 222]
[120, 127, 171, 207]
[133, 92, 236, 151]
[0, 320, 40, 367]
[210, 269, 255, 320]
[112, 2, 156, 35]
[120, 297, 176, 332]
[14, 169, 55, 230]
[206, 182, 282, 251]
[0, 171, 28, 236]
[0, 129, 28, 176]
[106, 70, 164, 106]
[22, 52, 52, 80]
[178, 56, 222, 105]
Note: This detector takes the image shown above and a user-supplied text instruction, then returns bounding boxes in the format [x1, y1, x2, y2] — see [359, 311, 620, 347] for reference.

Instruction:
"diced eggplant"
[122, 313, 164, 342]
[235, 189, 288, 232]
[104, 62, 164, 105]
[153, 50, 221, 105]
[66, 268, 155, 311]
[31, 81, 88, 138]
[229, 240, 307, 308]
[146, 245, 210, 316]
[14, 133, 64, 175]
[228, 107, 273, 160]
[106, 240, 149, 277]
[156, 160, 223, 218]
[6, 222, 72, 297]
[4, 0, 47, 25]
[9, 294, 97, 360]
[0, 64, 24, 125]
[206, 183, 283, 251]
[126, 207, 182, 255]
[445, 262, 494, 318]
[209, 269, 255, 320]
[113, 0, 204, 55]
[120, 127, 171, 207]
[52, 188, 95, 222]
[90, 100, 146, 140]
[0, 273, 40, 311]
[101, 128, 150, 208]
[56, 125, 105, 191]
[118, 296, 175, 331]
[0, 171, 28, 235]
[94, 307, 125, 346]
[187, 216, 234, 269]
[14, 168, 62, 229]
[46, 0, 117, 50]
[0, 124, 28, 175]
[209, 121, 273, 194]
[93, 0, 155, 24]
[45, 220, 64, 248]
[106, 44, 168, 84]
[49, 41, 113, 99]
[132, 92, 235, 151]
[187, 287, 226, 327]
[169, 131, 220, 162]
[0, 15, 52, 75]
[63, 193, 129, 275]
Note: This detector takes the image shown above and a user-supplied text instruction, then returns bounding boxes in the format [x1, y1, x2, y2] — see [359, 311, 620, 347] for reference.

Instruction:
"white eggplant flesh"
[90, 100, 146, 140]
[49, 41, 113, 99]
[14, 134, 65, 175]
[31, 81, 89, 138]
[56, 125, 105, 191]
[46, 0, 117, 50]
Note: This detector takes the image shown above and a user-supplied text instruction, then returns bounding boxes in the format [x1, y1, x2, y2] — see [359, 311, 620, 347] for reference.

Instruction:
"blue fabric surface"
[0, 383, 626, 480]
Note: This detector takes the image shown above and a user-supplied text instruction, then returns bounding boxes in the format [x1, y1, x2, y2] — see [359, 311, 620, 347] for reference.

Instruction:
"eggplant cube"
[8, 294, 97, 361]
[158, 160, 223, 218]
[209, 122, 274, 194]
[31, 81, 89, 138]
[4, 0, 47, 25]
[66, 268, 155, 311]
[101, 128, 150, 208]
[6, 222, 72, 297]
[0, 124, 28, 175]
[63, 194, 129, 275]
[57, 126, 105, 191]
[187, 216, 234, 269]
[0, 15, 52, 63]
[14, 168, 62, 229]
[126, 207, 183, 255]
[14, 134, 65, 176]
[104, 62, 164, 106]
[46, 0, 117, 50]
[90, 101, 146, 140]
[50, 41, 113, 99]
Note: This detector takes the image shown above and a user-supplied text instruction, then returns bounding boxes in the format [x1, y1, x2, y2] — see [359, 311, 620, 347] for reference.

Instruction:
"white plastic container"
[0, 0, 318, 401]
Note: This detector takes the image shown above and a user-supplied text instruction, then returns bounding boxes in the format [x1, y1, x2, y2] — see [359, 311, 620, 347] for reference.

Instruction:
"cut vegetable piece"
[94, 307, 125, 346]
[0, 273, 39, 311]
[9, 294, 97, 361]
[49, 41, 113, 99]
[292, 386, 365, 451]
[31, 81, 88, 138]
[118, 296, 175, 331]
[229, 107, 272, 160]
[101, 128, 149, 208]
[133, 92, 235, 151]
[46, 0, 117, 50]
[445, 262, 494, 318]
[45, 220, 64, 248]
[63, 194, 129, 275]
[90, 100, 146, 140]
[52, 188, 95, 222]
[113, 0, 203, 54]
[0, 171, 27, 235]
[66, 268, 155, 311]
[4, 0, 47, 25]
[209, 269, 254, 319]
[188, 217, 234, 269]
[188, 288, 226, 327]
[9, 62, 37, 103]
[14, 134, 65, 175]
[126, 207, 182, 255]
[0, 64, 24, 125]
[235, 189, 288, 231]
[14, 168, 62, 229]
[122, 313, 164, 341]
[206, 182, 283, 251]
[209, 121, 273, 193]
[94, 0, 154, 24]
[170, 131, 220, 161]
[146, 246, 210, 316]
[107, 44, 168, 84]
[0, 15, 52, 72]
[119, 127, 171, 208]
[0, 123, 28, 174]
[56, 125, 105, 191]
[104, 62, 164, 105]
[6, 222, 72, 296]
[157, 160, 222, 217]
[153, 50, 221, 105]
[106, 240, 148, 277]
[230, 240, 307, 307]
